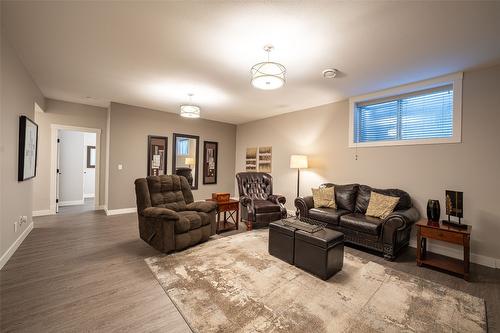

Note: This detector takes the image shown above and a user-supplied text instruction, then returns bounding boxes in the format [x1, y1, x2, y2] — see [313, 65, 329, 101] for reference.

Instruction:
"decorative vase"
[427, 199, 440, 222]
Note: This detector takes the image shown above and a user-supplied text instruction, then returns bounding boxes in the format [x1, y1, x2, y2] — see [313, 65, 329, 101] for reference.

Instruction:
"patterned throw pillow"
[312, 187, 336, 209]
[365, 191, 400, 219]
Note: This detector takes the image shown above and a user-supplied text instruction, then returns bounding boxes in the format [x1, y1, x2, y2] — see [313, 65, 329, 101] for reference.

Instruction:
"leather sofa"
[236, 172, 287, 229]
[134, 175, 217, 253]
[295, 183, 419, 260]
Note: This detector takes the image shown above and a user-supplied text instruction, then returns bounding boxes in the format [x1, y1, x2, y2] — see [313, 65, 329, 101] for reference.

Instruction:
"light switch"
[118, 164, 123, 170]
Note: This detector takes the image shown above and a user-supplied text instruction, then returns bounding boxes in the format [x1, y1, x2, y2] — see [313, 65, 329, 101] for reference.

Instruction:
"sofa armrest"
[268, 194, 286, 205]
[142, 207, 179, 220]
[239, 195, 252, 207]
[294, 196, 314, 218]
[382, 207, 420, 244]
[186, 201, 218, 213]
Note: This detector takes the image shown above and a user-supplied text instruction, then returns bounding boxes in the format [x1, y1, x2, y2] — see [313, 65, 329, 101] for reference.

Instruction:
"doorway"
[50, 125, 101, 214]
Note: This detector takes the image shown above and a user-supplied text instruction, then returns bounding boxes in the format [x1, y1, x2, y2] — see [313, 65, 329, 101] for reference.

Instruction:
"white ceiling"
[2, 1, 500, 124]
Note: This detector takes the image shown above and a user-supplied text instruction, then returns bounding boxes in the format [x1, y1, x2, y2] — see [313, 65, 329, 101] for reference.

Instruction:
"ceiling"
[2, 1, 500, 124]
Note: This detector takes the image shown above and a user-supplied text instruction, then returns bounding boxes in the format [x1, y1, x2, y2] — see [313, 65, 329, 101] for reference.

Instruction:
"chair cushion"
[175, 211, 210, 233]
[253, 200, 281, 213]
[308, 207, 350, 226]
[339, 213, 383, 235]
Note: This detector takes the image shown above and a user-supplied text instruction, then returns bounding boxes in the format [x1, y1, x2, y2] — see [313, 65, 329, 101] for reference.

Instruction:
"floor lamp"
[290, 155, 308, 216]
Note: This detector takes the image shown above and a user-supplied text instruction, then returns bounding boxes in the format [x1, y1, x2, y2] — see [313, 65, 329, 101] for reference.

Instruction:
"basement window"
[349, 72, 462, 147]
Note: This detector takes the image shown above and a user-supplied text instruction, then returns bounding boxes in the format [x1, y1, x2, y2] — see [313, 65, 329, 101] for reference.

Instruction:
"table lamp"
[290, 155, 308, 198]
[185, 157, 195, 169]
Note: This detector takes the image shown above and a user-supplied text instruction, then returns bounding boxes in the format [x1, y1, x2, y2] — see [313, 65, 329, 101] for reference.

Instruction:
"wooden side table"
[206, 199, 239, 234]
[416, 219, 471, 281]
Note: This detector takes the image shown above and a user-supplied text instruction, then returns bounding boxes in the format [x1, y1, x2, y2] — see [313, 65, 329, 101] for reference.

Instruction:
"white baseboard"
[84, 193, 95, 199]
[32, 209, 56, 217]
[409, 239, 499, 269]
[59, 199, 85, 207]
[96, 205, 106, 210]
[0, 222, 34, 270]
[105, 207, 137, 216]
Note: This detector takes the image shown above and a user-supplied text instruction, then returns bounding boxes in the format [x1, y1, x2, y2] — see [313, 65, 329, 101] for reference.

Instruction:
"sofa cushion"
[175, 211, 210, 233]
[354, 185, 371, 214]
[308, 207, 350, 225]
[339, 213, 383, 236]
[355, 185, 412, 214]
[333, 184, 358, 212]
[253, 200, 281, 213]
[366, 192, 400, 219]
[312, 187, 336, 209]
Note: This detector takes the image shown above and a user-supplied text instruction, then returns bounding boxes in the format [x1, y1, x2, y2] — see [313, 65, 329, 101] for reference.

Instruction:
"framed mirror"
[172, 133, 199, 189]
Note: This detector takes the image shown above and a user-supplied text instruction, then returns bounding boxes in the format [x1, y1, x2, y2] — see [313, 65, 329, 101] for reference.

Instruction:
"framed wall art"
[258, 146, 272, 173]
[203, 141, 218, 184]
[18, 115, 38, 181]
[245, 147, 257, 171]
[86, 146, 96, 168]
[147, 135, 168, 176]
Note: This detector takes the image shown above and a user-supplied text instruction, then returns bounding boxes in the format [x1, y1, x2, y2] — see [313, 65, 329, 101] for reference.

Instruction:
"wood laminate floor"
[1, 210, 499, 332]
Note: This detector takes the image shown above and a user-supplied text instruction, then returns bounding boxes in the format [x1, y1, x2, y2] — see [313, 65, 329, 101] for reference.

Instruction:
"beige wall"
[108, 102, 236, 210]
[33, 99, 108, 211]
[1, 29, 45, 260]
[235, 65, 500, 263]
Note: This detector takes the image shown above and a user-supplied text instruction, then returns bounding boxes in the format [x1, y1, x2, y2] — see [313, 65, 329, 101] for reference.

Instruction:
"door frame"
[50, 124, 102, 213]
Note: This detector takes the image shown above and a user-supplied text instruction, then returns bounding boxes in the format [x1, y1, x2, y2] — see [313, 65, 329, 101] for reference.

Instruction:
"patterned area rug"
[145, 230, 487, 333]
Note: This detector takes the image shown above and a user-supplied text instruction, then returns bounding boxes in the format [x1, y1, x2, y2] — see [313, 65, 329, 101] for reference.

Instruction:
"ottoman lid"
[269, 221, 296, 236]
[295, 229, 344, 248]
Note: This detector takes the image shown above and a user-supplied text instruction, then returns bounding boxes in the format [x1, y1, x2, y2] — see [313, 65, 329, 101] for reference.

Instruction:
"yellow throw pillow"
[311, 187, 336, 209]
[366, 192, 400, 219]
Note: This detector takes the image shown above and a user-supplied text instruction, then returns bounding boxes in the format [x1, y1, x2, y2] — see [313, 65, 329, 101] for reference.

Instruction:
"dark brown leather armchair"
[134, 175, 217, 253]
[236, 172, 287, 229]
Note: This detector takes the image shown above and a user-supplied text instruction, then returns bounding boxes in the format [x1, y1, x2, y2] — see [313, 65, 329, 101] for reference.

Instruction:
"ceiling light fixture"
[180, 93, 200, 118]
[251, 45, 286, 90]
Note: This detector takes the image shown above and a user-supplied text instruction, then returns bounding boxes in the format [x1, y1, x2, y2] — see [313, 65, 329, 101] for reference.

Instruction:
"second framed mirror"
[172, 133, 199, 190]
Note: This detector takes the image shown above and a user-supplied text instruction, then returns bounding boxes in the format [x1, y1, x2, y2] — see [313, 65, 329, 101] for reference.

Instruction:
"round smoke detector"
[322, 68, 338, 79]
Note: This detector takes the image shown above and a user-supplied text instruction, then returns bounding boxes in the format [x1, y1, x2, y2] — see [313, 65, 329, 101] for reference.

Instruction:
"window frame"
[348, 72, 463, 148]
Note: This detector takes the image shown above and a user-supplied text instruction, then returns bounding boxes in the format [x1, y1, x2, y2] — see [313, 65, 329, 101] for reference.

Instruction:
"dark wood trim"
[202, 141, 218, 185]
[147, 135, 168, 177]
[18, 115, 38, 181]
[86, 146, 96, 168]
[172, 133, 199, 190]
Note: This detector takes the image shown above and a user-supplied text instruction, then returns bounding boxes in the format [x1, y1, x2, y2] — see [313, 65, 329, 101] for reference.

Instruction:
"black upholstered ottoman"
[294, 229, 344, 280]
[268, 221, 296, 264]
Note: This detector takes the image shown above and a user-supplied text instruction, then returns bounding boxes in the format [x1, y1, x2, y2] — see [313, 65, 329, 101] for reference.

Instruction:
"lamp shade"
[290, 155, 308, 169]
[185, 157, 195, 165]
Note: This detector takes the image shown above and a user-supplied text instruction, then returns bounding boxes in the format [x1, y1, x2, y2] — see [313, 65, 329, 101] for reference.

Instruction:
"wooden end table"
[416, 219, 471, 281]
[206, 199, 239, 234]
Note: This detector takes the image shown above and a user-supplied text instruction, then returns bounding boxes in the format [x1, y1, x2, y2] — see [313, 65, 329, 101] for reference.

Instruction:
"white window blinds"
[354, 85, 454, 143]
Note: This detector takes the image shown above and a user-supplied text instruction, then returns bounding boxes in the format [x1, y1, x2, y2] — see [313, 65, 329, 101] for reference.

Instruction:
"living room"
[1, 1, 499, 332]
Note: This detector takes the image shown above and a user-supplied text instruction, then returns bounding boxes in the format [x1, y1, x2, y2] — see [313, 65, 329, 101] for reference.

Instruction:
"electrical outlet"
[20, 216, 28, 225]
[14, 221, 18, 233]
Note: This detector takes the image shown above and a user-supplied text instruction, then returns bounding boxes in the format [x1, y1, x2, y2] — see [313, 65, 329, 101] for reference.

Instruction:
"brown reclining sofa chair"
[135, 175, 217, 253]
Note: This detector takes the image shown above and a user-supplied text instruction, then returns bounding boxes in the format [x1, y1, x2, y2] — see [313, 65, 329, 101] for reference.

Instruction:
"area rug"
[145, 230, 487, 333]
